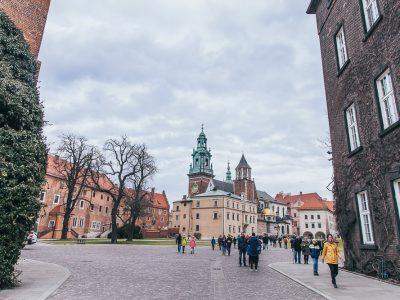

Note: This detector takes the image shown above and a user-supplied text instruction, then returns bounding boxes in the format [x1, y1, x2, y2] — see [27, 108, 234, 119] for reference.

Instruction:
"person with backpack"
[309, 239, 322, 275]
[301, 238, 311, 264]
[237, 233, 247, 267]
[247, 232, 261, 271]
[176, 233, 182, 253]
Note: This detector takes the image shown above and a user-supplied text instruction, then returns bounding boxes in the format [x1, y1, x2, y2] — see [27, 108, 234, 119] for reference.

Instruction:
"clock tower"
[188, 125, 214, 197]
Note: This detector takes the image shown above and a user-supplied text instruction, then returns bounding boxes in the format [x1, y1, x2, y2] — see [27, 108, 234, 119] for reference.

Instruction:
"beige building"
[171, 190, 257, 239]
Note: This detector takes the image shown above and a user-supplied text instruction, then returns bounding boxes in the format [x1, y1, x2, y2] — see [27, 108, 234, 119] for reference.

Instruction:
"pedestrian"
[301, 238, 311, 264]
[273, 236, 277, 248]
[262, 234, 269, 250]
[176, 233, 182, 253]
[283, 236, 288, 249]
[233, 236, 237, 248]
[190, 236, 196, 254]
[221, 235, 227, 255]
[218, 235, 222, 251]
[321, 234, 341, 288]
[211, 236, 216, 251]
[290, 236, 296, 263]
[278, 236, 282, 248]
[238, 233, 247, 267]
[294, 236, 302, 264]
[309, 239, 322, 275]
[247, 232, 262, 271]
[181, 235, 187, 254]
[226, 235, 233, 256]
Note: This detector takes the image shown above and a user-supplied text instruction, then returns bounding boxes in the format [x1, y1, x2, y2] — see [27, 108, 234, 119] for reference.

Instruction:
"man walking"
[226, 235, 233, 256]
[262, 234, 269, 250]
[247, 232, 261, 271]
[176, 233, 182, 253]
[238, 233, 247, 267]
[309, 239, 321, 275]
[211, 236, 216, 251]
[294, 236, 302, 264]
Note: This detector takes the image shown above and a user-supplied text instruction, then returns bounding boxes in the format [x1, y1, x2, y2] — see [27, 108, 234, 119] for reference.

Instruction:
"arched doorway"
[303, 231, 313, 239]
[315, 231, 326, 239]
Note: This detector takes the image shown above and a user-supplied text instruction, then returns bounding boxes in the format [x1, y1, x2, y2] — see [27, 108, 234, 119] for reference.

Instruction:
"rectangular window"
[311, 223, 315, 228]
[317, 214, 321, 219]
[346, 103, 361, 151]
[357, 191, 374, 244]
[72, 217, 78, 228]
[213, 212, 218, 220]
[196, 201, 200, 208]
[196, 213, 200, 219]
[176, 215, 179, 220]
[53, 194, 60, 204]
[361, 0, 380, 31]
[40, 191, 46, 202]
[393, 179, 400, 224]
[79, 200, 84, 209]
[92, 221, 97, 229]
[311, 215, 314, 220]
[99, 206, 102, 212]
[214, 201, 218, 207]
[227, 212, 230, 220]
[196, 225, 200, 231]
[305, 223, 309, 229]
[376, 70, 399, 129]
[183, 214, 186, 219]
[335, 26, 348, 69]
[238, 226, 241, 233]
[237, 214, 240, 221]
[318, 223, 322, 228]
[79, 218, 85, 228]
[305, 215, 308, 220]
[106, 207, 109, 214]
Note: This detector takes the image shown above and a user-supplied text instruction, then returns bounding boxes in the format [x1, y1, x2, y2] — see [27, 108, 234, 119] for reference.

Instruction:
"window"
[106, 207, 108, 214]
[311, 223, 315, 228]
[99, 206, 102, 212]
[79, 200, 84, 209]
[53, 194, 60, 204]
[183, 214, 186, 219]
[245, 215, 248, 223]
[92, 191, 96, 197]
[214, 201, 218, 207]
[305, 223, 309, 229]
[40, 191, 46, 202]
[305, 215, 308, 220]
[72, 217, 78, 228]
[227, 212, 230, 220]
[183, 203, 186, 207]
[311, 215, 314, 220]
[357, 191, 374, 244]
[237, 214, 240, 221]
[196, 213, 200, 219]
[92, 221, 97, 229]
[196, 201, 200, 208]
[233, 226, 235, 233]
[90, 204, 94, 211]
[79, 218, 85, 227]
[361, 0, 380, 31]
[196, 225, 200, 231]
[227, 201, 230, 207]
[346, 104, 361, 151]
[318, 223, 322, 228]
[238, 226, 241, 233]
[393, 179, 400, 224]
[213, 212, 218, 220]
[229, 225, 231, 233]
[335, 26, 348, 69]
[176, 215, 179, 220]
[48, 220, 55, 228]
[376, 70, 399, 129]
[317, 214, 321, 219]
[294, 213, 297, 218]
[176, 206, 180, 211]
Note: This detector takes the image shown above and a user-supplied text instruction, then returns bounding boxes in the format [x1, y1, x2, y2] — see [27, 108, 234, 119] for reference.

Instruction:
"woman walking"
[190, 236, 196, 254]
[301, 238, 311, 264]
[221, 235, 227, 255]
[181, 235, 187, 254]
[176, 233, 182, 253]
[321, 234, 341, 288]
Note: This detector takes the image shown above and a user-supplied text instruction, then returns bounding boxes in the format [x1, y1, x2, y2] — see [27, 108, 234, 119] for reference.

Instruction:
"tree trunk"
[126, 220, 134, 242]
[111, 204, 118, 244]
[60, 199, 73, 240]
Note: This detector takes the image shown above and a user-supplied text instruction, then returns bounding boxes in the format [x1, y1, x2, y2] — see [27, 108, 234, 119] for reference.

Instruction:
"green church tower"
[189, 125, 213, 176]
[225, 161, 233, 183]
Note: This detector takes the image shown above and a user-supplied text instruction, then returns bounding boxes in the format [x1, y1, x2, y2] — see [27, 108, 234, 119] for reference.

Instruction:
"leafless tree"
[54, 134, 97, 240]
[119, 145, 157, 241]
[91, 136, 148, 244]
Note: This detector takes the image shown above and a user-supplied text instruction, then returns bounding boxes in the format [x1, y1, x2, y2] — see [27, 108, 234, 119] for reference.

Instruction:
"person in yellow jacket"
[321, 234, 342, 288]
[181, 235, 187, 254]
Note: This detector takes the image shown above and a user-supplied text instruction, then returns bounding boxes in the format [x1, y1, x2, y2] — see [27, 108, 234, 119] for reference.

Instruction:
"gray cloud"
[39, 0, 332, 202]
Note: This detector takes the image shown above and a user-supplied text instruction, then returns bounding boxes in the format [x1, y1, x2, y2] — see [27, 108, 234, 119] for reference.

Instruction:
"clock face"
[191, 183, 199, 194]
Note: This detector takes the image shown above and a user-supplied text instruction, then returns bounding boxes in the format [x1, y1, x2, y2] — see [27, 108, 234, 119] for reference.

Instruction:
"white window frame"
[40, 191, 46, 202]
[335, 26, 348, 69]
[376, 70, 399, 129]
[53, 194, 60, 204]
[361, 0, 380, 32]
[393, 179, 400, 224]
[92, 221, 97, 229]
[48, 220, 55, 228]
[72, 217, 78, 228]
[356, 191, 375, 244]
[79, 218, 85, 228]
[346, 103, 361, 151]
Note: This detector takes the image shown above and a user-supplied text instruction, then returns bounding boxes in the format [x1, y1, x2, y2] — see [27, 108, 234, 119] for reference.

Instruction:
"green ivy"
[0, 10, 46, 289]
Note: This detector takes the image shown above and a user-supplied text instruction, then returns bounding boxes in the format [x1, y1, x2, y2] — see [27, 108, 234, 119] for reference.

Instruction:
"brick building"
[307, 0, 400, 275]
[37, 155, 169, 239]
[0, 0, 51, 61]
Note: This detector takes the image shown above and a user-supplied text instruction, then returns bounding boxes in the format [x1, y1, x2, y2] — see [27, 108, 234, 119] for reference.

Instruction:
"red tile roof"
[275, 192, 335, 212]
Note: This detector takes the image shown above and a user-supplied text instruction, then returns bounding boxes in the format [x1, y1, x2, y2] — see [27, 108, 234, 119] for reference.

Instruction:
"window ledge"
[379, 120, 400, 138]
[363, 15, 383, 42]
[348, 146, 363, 158]
[337, 59, 350, 77]
[361, 244, 378, 250]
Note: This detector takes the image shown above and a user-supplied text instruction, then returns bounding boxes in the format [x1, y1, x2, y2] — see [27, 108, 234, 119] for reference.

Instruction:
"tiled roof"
[236, 154, 251, 169]
[194, 189, 241, 200]
[275, 192, 335, 212]
[212, 179, 234, 193]
[257, 190, 276, 202]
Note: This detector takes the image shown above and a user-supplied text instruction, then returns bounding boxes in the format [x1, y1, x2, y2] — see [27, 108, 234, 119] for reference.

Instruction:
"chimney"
[151, 187, 155, 194]
[182, 195, 187, 201]
[299, 191, 303, 196]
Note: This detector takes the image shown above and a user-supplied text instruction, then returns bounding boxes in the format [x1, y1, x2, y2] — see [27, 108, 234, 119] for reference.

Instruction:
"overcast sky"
[38, 0, 333, 203]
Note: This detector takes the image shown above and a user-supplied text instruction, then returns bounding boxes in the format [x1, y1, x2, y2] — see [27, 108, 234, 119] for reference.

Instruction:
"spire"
[237, 154, 251, 169]
[235, 154, 251, 180]
[225, 161, 232, 182]
[189, 125, 213, 176]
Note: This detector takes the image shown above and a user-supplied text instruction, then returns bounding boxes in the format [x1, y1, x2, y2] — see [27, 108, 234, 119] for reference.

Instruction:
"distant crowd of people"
[175, 232, 342, 288]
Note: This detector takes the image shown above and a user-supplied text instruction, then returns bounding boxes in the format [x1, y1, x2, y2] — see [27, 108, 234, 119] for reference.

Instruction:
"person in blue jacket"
[247, 232, 262, 271]
[309, 238, 322, 275]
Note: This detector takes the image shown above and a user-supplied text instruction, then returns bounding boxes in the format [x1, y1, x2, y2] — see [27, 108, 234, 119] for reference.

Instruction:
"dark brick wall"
[0, 0, 51, 59]
[310, 0, 400, 275]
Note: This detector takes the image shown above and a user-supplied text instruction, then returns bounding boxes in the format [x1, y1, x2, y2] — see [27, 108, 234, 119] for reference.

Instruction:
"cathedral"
[171, 127, 292, 238]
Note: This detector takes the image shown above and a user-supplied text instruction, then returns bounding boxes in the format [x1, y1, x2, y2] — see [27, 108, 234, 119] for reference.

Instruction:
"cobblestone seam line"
[210, 257, 231, 299]
[268, 263, 331, 300]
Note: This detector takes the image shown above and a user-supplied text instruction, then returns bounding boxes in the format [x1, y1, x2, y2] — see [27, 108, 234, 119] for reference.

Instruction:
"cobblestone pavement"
[21, 243, 319, 300]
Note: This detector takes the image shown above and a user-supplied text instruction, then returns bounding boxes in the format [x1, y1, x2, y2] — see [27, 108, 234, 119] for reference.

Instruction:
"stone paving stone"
[21, 243, 319, 299]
